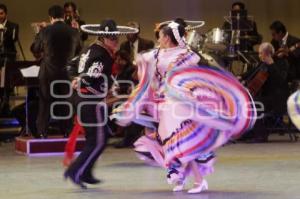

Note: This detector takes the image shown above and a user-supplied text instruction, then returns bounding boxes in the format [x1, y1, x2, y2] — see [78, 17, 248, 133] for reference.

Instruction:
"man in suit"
[120, 21, 154, 65]
[270, 20, 300, 81]
[32, 5, 81, 138]
[0, 3, 19, 64]
[0, 3, 19, 116]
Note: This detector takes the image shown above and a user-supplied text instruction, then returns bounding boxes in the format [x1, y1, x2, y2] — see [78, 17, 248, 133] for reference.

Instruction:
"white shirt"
[0, 19, 7, 26]
[0, 19, 7, 30]
[282, 32, 289, 46]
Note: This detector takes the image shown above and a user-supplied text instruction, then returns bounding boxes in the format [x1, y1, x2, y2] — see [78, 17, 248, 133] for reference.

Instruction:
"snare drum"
[204, 28, 228, 51]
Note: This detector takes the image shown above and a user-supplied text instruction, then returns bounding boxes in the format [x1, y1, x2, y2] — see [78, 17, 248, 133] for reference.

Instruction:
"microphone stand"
[17, 38, 26, 61]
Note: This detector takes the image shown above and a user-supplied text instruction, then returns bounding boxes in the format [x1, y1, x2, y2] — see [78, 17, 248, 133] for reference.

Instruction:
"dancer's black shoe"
[64, 170, 87, 189]
[81, 175, 101, 185]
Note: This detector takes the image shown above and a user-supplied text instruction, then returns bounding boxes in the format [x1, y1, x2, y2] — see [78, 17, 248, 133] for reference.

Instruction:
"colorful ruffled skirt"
[126, 65, 257, 183]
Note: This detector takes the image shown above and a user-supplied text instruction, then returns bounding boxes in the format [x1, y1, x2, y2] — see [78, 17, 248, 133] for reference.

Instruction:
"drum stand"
[224, 12, 257, 75]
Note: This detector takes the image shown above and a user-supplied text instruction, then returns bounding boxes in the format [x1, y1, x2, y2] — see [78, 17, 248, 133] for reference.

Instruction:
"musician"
[222, 2, 262, 52]
[0, 4, 19, 64]
[0, 4, 19, 116]
[64, 1, 88, 42]
[241, 43, 289, 142]
[112, 50, 142, 148]
[31, 5, 82, 138]
[120, 21, 154, 64]
[270, 20, 300, 81]
[112, 50, 136, 95]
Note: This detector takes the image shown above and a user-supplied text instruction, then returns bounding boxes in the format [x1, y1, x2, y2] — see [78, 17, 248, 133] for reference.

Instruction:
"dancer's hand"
[71, 77, 80, 90]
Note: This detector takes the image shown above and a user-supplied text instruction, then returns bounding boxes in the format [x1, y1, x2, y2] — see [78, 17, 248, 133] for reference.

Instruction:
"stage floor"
[0, 140, 299, 199]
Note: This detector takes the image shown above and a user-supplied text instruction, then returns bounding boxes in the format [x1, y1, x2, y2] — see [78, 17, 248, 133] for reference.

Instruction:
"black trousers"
[36, 71, 72, 135]
[67, 96, 109, 181]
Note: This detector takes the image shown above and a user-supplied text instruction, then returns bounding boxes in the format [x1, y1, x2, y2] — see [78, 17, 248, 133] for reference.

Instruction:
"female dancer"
[112, 21, 256, 193]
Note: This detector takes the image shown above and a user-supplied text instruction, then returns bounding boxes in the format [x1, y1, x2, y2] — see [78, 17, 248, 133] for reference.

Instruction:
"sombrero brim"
[158, 20, 205, 31]
[80, 24, 139, 36]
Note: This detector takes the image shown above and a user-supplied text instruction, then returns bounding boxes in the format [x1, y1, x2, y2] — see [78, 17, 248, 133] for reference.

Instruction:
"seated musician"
[112, 50, 137, 95]
[222, 2, 262, 52]
[111, 50, 143, 148]
[270, 20, 300, 81]
[119, 21, 154, 65]
[241, 42, 289, 142]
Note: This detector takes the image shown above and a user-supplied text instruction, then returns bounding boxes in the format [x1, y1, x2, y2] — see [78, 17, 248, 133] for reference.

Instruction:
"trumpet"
[31, 22, 50, 34]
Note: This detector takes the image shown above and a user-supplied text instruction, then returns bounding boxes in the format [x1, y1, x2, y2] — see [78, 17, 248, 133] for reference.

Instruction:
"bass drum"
[199, 51, 225, 70]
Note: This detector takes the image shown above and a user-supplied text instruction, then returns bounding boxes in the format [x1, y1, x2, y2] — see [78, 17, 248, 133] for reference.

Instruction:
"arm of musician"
[276, 48, 289, 58]
[31, 30, 44, 55]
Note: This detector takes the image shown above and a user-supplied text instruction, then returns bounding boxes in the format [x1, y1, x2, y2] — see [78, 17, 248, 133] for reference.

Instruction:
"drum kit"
[187, 28, 227, 69]
[187, 12, 260, 75]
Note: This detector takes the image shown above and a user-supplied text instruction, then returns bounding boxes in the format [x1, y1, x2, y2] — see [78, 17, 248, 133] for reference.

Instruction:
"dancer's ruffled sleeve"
[287, 90, 300, 130]
[112, 50, 156, 126]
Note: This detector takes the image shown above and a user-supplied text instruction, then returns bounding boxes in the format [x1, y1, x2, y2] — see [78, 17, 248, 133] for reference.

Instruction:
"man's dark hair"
[0, 4, 7, 13]
[232, 2, 245, 10]
[270, 20, 287, 34]
[64, 2, 77, 11]
[48, 5, 64, 19]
